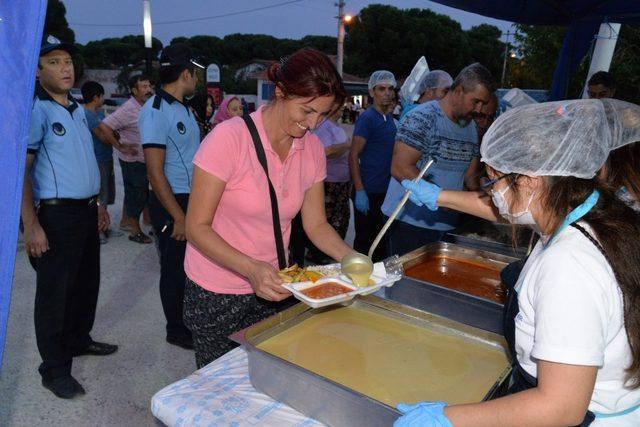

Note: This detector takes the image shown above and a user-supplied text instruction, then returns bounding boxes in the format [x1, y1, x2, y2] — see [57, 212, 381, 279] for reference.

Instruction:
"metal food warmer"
[384, 242, 518, 335]
[232, 296, 512, 427]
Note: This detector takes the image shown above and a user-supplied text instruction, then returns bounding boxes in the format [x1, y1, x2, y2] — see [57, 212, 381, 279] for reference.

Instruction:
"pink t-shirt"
[184, 107, 327, 294]
[101, 97, 145, 163]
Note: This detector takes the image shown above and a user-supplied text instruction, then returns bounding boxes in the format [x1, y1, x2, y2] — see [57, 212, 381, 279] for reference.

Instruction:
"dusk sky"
[63, 0, 514, 45]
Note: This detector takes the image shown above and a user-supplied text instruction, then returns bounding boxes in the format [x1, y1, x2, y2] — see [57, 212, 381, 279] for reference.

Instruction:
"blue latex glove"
[394, 401, 452, 427]
[354, 190, 369, 214]
[401, 179, 442, 211]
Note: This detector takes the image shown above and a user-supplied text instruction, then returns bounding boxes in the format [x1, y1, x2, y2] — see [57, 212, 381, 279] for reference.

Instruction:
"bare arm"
[464, 157, 482, 191]
[390, 141, 422, 181]
[144, 147, 187, 240]
[437, 190, 500, 222]
[348, 135, 367, 191]
[326, 137, 351, 159]
[93, 123, 135, 155]
[301, 181, 353, 261]
[21, 153, 49, 257]
[445, 361, 597, 427]
[184, 166, 290, 301]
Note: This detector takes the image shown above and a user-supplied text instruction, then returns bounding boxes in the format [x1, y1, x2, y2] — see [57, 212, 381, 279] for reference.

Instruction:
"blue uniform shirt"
[353, 106, 397, 194]
[28, 84, 100, 200]
[381, 101, 478, 231]
[139, 89, 199, 194]
[84, 107, 112, 163]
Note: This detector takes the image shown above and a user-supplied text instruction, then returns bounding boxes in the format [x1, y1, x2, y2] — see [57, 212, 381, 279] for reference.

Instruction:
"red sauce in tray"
[301, 282, 353, 299]
[405, 256, 506, 303]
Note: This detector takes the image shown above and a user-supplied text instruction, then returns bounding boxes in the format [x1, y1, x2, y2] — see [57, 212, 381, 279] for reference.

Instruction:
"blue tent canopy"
[430, 0, 640, 99]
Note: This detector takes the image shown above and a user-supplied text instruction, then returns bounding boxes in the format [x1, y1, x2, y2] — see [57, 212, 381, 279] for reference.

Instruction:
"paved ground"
[0, 131, 356, 426]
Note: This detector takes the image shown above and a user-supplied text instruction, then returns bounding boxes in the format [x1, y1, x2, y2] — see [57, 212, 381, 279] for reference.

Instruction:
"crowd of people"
[20, 32, 640, 427]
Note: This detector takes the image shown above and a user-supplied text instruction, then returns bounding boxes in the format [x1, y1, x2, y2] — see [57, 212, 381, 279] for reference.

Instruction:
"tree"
[344, 5, 503, 81]
[81, 36, 163, 69]
[511, 24, 640, 103]
[44, 0, 75, 43]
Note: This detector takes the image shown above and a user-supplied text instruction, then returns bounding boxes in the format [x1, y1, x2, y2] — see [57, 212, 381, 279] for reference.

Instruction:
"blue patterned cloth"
[151, 347, 323, 426]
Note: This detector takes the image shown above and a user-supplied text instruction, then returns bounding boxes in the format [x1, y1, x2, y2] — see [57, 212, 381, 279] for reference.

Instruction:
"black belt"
[39, 196, 98, 207]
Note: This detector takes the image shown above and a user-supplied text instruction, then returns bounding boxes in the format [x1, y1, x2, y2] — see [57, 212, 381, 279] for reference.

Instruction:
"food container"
[231, 296, 511, 427]
[283, 271, 400, 309]
[384, 242, 517, 334]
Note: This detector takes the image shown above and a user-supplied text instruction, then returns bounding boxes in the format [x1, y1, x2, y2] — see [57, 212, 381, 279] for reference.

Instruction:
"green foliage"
[80, 36, 163, 68]
[344, 5, 503, 80]
[44, 0, 75, 43]
[511, 24, 640, 103]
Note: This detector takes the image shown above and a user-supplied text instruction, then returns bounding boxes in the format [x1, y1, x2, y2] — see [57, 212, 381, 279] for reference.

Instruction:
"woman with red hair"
[183, 48, 354, 367]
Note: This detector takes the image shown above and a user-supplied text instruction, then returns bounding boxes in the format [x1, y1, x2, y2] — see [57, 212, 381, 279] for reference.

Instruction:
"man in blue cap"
[140, 43, 203, 349]
[21, 35, 118, 399]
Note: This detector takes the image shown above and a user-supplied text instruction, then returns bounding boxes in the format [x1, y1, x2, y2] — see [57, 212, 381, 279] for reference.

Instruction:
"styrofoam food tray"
[283, 274, 401, 308]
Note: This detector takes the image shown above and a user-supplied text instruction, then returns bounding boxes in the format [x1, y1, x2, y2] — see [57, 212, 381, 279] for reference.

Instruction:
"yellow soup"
[257, 306, 509, 407]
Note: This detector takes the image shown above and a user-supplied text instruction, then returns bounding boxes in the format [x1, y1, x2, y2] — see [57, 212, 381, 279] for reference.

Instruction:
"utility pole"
[501, 30, 513, 88]
[336, 0, 345, 77]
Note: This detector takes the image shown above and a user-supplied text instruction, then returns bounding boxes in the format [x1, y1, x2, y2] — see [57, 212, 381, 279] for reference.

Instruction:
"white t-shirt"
[515, 223, 640, 426]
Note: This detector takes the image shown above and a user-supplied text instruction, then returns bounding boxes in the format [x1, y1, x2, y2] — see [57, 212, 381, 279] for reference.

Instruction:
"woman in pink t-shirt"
[183, 48, 355, 367]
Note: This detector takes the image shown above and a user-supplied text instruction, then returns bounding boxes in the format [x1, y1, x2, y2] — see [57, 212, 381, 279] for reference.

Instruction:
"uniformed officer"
[21, 35, 118, 399]
[139, 43, 203, 349]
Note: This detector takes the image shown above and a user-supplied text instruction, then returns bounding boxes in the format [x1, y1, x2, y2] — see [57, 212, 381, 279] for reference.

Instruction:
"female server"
[397, 99, 640, 426]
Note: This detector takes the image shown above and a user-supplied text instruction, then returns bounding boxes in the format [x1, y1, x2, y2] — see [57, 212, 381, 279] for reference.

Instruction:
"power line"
[68, 0, 304, 27]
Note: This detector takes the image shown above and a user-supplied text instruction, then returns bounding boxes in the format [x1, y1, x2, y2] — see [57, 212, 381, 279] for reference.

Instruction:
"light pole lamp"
[336, 0, 352, 77]
[143, 0, 152, 76]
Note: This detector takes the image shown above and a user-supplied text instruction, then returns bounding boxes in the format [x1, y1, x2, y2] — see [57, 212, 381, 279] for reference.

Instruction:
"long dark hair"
[189, 92, 214, 122]
[605, 142, 640, 202]
[504, 170, 640, 387]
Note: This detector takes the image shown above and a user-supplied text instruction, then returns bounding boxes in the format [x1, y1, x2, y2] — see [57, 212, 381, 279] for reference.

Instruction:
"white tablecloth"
[151, 347, 324, 427]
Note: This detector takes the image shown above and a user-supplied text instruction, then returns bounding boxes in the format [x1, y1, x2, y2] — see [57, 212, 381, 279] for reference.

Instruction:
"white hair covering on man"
[368, 70, 397, 90]
[417, 70, 453, 95]
[481, 99, 640, 179]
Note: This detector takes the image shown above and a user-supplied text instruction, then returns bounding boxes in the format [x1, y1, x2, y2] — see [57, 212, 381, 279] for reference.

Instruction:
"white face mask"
[491, 184, 538, 228]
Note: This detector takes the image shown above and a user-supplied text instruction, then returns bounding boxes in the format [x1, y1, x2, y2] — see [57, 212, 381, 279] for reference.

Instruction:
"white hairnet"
[418, 70, 453, 95]
[481, 99, 640, 179]
[368, 70, 397, 90]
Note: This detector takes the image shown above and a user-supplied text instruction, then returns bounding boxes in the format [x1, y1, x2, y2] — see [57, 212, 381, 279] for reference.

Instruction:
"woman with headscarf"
[397, 99, 640, 426]
[211, 95, 243, 129]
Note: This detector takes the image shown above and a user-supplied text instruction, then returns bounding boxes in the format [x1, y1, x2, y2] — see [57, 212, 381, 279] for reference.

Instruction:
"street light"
[143, 0, 152, 76]
[336, 1, 352, 77]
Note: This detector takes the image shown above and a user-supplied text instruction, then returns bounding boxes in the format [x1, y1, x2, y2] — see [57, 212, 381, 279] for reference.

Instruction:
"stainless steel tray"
[384, 242, 518, 335]
[443, 233, 528, 258]
[231, 296, 511, 427]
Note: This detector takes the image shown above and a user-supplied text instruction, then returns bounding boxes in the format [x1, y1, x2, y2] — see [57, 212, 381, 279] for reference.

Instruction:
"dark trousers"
[352, 191, 388, 262]
[307, 181, 352, 263]
[386, 219, 445, 256]
[289, 213, 306, 267]
[119, 160, 149, 220]
[148, 191, 190, 338]
[30, 203, 100, 381]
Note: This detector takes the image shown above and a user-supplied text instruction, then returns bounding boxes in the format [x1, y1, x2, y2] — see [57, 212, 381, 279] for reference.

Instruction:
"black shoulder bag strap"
[242, 114, 287, 270]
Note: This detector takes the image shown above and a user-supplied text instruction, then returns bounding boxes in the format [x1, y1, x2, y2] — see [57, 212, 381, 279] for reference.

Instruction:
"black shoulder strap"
[242, 114, 287, 269]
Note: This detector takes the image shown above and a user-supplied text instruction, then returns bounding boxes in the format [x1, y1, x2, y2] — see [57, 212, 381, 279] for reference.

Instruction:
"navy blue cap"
[159, 43, 204, 69]
[40, 34, 78, 56]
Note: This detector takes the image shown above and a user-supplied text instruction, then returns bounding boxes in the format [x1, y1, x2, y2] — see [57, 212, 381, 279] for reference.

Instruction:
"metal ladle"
[341, 158, 436, 286]
[368, 158, 435, 258]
